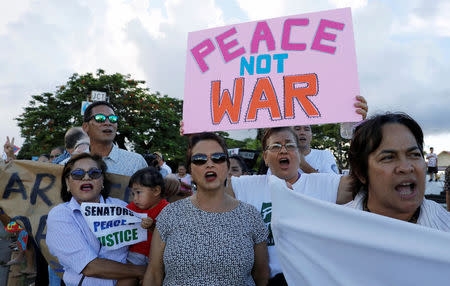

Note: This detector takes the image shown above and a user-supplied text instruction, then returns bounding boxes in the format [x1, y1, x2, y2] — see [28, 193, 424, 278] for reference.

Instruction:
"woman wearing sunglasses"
[143, 132, 269, 286]
[46, 153, 146, 286]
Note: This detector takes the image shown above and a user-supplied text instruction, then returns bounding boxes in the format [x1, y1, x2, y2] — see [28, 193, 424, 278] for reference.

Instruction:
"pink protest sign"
[183, 8, 361, 134]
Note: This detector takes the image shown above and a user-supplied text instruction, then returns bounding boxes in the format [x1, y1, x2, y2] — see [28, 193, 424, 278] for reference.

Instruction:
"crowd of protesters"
[1, 98, 450, 286]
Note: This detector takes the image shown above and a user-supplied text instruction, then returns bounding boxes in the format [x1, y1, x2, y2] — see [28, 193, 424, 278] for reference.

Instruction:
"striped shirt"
[46, 196, 128, 286]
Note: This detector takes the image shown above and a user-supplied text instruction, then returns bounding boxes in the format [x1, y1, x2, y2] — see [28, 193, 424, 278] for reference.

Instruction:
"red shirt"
[127, 199, 169, 256]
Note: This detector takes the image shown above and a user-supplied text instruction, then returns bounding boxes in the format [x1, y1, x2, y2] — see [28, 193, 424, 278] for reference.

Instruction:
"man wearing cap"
[82, 101, 147, 176]
[153, 151, 172, 177]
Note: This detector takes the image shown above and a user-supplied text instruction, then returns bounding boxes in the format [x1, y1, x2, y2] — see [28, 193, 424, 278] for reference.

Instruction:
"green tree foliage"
[311, 124, 350, 171]
[16, 70, 188, 162]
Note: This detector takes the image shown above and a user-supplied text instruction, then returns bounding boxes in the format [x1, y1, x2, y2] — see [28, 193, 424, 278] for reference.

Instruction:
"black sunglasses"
[89, 114, 119, 123]
[69, 168, 103, 180]
[191, 152, 227, 165]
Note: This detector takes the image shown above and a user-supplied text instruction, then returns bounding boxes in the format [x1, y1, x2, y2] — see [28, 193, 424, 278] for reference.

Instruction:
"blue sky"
[0, 0, 449, 154]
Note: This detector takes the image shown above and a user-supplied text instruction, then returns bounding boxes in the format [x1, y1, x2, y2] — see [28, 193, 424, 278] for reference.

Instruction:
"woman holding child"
[46, 153, 146, 286]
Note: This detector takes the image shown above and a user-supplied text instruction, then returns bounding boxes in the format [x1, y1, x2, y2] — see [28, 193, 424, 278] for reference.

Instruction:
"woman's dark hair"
[61, 153, 111, 202]
[348, 112, 424, 198]
[128, 167, 165, 198]
[229, 155, 247, 173]
[186, 132, 230, 173]
[261, 127, 299, 150]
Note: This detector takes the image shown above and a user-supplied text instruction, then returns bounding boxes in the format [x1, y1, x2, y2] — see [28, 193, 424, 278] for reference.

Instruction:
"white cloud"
[235, 0, 287, 20]
[351, 1, 450, 134]
[0, 1, 33, 35]
[396, 0, 450, 37]
[0, 0, 448, 151]
[125, 0, 226, 98]
[328, 0, 368, 9]
[425, 133, 450, 154]
[236, 0, 366, 20]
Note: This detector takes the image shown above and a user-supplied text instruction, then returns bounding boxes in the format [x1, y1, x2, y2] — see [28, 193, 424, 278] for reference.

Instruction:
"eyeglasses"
[265, 143, 298, 152]
[89, 114, 119, 123]
[191, 152, 227, 165]
[69, 168, 103, 180]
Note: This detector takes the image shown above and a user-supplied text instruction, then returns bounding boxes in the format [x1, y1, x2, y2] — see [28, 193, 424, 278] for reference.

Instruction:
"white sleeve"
[318, 150, 339, 174]
[294, 173, 341, 203]
[231, 175, 266, 203]
[231, 175, 249, 202]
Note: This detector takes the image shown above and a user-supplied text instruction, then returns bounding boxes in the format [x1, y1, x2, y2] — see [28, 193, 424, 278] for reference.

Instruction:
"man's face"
[430, 148, 434, 153]
[293, 125, 312, 149]
[83, 105, 117, 144]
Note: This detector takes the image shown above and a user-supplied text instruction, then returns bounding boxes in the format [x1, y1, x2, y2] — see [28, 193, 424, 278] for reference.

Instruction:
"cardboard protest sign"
[81, 202, 147, 250]
[183, 7, 360, 133]
[0, 160, 133, 276]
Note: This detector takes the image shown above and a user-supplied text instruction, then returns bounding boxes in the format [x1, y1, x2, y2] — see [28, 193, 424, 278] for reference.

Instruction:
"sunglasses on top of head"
[69, 168, 103, 180]
[191, 152, 227, 165]
[89, 114, 119, 123]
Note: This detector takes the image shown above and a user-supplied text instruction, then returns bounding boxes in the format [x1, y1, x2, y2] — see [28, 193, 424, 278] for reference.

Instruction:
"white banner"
[81, 203, 147, 250]
[269, 176, 450, 286]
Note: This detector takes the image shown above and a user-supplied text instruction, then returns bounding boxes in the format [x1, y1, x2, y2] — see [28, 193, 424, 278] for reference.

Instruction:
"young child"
[116, 167, 169, 286]
[126, 167, 169, 265]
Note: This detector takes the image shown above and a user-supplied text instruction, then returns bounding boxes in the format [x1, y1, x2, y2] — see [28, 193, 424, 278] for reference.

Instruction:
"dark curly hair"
[61, 153, 111, 202]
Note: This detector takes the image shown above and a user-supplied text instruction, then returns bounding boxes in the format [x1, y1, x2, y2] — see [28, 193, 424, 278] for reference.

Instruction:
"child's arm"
[141, 217, 154, 230]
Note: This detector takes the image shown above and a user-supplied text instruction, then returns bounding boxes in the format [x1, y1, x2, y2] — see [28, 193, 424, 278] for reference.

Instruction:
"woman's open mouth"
[395, 182, 417, 199]
[205, 171, 217, 182]
[279, 158, 290, 170]
[80, 183, 93, 192]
